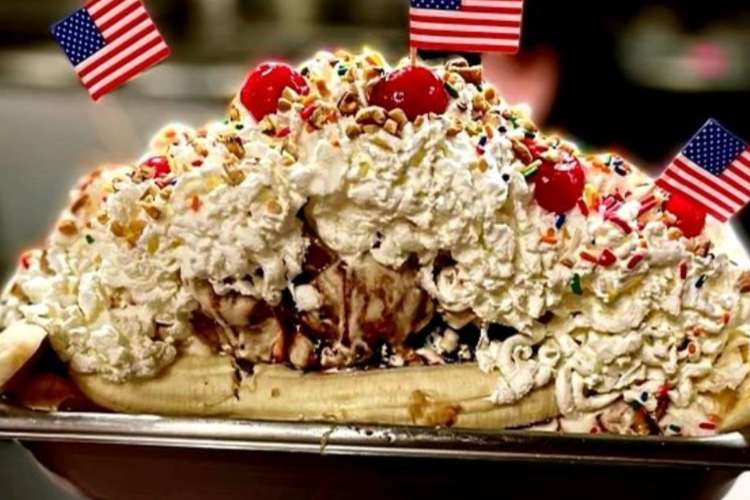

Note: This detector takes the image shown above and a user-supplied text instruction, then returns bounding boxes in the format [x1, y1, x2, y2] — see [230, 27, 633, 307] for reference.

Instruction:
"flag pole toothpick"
[410, 47, 418, 66]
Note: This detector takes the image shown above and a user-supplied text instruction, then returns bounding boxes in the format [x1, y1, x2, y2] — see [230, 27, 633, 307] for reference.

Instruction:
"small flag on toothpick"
[655, 119, 750, 222]
[409, 0, 524, 54]
[51, 0, 170, 101]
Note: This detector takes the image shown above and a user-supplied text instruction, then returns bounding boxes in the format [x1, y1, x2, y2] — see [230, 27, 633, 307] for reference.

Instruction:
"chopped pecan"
[738, 271, 750, 293]
[110, 221, 125, 238]
[512, 139, 533, 165]
[224, 165, 246, 186]
[387, 108, 408, 126]
[345, 123, 363, 139]
[337, 91, 360, 116]
[383, 119, 400, 136]
[70, 194, 89, 214]
[355, 106, 387, 126]
[222, 136, 245, 160]
[277, 98, 293, 112]
[58, 220, 78, 237]
[142, 203, 162, 220]
[228, 104, 240, 122]
[455, 65, 483, 85]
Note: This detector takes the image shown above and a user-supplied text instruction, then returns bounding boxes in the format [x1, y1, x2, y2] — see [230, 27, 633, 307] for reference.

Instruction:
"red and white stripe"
[410, 0, 524, 54]
[655, 149, 750, 222]
[77, 0, 170, 101]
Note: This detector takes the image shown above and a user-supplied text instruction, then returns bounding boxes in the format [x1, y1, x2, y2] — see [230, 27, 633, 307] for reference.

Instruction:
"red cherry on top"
[143, 156, 171, 178]
[240, 62, 310, 121]
[664, 191, 706, 238]
[369, 66, 449, 121]
[533, 159, 586, 213]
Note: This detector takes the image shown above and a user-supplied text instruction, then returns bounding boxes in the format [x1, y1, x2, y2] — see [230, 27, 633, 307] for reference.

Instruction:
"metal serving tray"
[1, 403, 750, 469]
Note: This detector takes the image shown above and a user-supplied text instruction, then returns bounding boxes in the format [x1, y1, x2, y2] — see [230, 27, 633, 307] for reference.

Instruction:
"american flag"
[655, 119, 750, 222]
[409, 0, 524, 54]
[51, 0, 170, 101]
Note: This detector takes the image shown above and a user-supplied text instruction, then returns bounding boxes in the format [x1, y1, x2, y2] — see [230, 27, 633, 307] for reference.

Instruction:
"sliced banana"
[0, 322, 48, 388]
[73, 355, 559, 429]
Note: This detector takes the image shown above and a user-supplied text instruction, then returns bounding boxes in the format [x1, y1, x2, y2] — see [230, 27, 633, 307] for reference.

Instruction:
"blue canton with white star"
[683, 119, 747, 177]
[51, 9, 107, 66]
[411, 0, 461, 10]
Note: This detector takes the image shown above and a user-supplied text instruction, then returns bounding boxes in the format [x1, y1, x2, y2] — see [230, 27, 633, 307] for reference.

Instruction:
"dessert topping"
[533, 159, 586, 213]
[240, 62, 310, 121]
[369, 66, 449, 121]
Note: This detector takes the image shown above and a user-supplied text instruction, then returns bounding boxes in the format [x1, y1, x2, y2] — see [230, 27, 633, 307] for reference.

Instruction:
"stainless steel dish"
[2, 402, 750, 469]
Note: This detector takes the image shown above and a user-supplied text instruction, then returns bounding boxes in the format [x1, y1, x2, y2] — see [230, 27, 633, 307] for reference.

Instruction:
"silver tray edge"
[2, 403, 750, 468]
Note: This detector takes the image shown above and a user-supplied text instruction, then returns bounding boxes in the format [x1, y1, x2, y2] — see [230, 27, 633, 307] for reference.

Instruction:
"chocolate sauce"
[486, 323, 518, 342]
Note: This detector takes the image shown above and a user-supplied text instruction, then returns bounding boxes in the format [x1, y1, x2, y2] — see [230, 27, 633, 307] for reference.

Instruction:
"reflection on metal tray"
[1, 403, 750, 468]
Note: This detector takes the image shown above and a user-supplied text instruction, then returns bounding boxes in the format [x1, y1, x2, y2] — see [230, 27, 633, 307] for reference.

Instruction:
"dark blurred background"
[1, 0, 749, 277]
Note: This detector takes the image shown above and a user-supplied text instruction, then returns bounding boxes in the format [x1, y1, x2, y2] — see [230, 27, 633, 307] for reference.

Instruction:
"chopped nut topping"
[159, 186, 173, 201]
[228, 104, 240, 122]
[267, 200, 283, 215]
[224, 164, 246, 186]
[126, 219, 147, 246]
[512, 139, 533, 164]
[277, 98, 293, 112]
[388, 108, 408, 126]
[521, 119, 538, 133]
[314, 79, 331, 98]
[309, 106, 331, 129]
[455, 65, 483, 85]
[58, 220, 78, 237]
[334, 49, 352, 61]
[472, 93, 489, 113]
[282, 86, 300, 102]
[190, 195, 202, 212]
[281, 151, 297, 166]
[738, 271, 750, 293]
[259, 115, 278, 134]
[131, 165, 155, 184]
[446, 120, 463, 137]
[192, 142, 209, 158]
[355, 106, 387, 126]
[222, 136, 246, 160]
[70, 194, 89, 214]
[483, 85, 498, 103]
[362, 124, 380, 135]
[383, 119, 400, 136]
[337, 91, 360, 116]
[110, 221, 125, 238]
[345, 123, 363, 139]
[142, 203, 162, 220]
[687, 236, 712, 257]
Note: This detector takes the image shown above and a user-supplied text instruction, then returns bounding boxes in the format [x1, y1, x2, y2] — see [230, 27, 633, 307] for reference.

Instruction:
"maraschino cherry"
[533, 159, 586, 213]
[240, 62, 309, 121]
[664, 191, 706, 238]
[369, 66, 449, 121]
[143, 156, 171, 178]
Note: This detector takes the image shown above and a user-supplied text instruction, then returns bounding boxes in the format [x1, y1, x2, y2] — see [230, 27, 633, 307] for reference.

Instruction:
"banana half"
[0, 322, 47, 388]
[73, 355, 559, 429]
